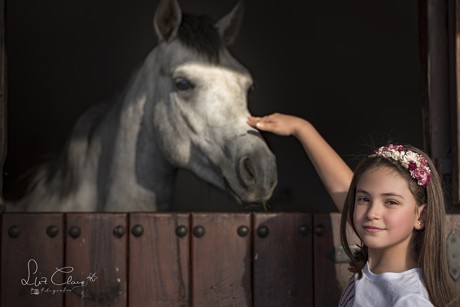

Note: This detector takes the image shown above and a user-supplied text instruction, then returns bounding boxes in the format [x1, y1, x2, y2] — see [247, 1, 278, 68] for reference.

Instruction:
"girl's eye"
[385, 200, 399, 206]
[356, 196, 369, 204]
[174, 77, 194, 91]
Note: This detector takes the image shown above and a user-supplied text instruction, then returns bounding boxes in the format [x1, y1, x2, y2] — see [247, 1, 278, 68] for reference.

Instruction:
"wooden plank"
[0, 0, 6, 212]
[453, 0, 460, 204]
[129, 213, 190, 307]
[253, 213, 313, 307]
[447, 214, 460, 293]
[313, 213, 360, 307]
[191, 213, 251, 307]
[1, 213, 64, 307]
[65, 213, 127, 307]
[419, 0, 455, 203]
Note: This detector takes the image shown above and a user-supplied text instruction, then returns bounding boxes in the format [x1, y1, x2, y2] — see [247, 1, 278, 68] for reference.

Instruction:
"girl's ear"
[415, 204, 427, 230]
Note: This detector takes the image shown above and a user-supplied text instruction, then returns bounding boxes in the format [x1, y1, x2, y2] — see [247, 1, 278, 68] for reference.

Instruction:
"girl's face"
[353, 166, 424, 258]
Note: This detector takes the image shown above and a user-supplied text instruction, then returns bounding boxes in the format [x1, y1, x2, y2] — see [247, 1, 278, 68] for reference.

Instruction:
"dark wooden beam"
[419, 0, 459, 206]
[0, 0, 6, 212]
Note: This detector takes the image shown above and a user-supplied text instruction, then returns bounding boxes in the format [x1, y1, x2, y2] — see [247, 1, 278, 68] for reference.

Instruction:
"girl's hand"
[247, 113, 305, 136]
[249, 112, 353, 211]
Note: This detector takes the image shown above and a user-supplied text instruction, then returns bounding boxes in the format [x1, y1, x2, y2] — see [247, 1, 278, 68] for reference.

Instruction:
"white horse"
[7, 0, 277, 212]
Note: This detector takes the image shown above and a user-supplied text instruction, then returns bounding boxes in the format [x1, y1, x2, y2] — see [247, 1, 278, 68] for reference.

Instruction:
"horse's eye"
[174, 77, 194, 91]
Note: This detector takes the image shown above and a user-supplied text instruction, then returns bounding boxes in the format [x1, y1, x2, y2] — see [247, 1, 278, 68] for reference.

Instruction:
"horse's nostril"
[244, 158, 255, 178]
[239, 157, 256, 187]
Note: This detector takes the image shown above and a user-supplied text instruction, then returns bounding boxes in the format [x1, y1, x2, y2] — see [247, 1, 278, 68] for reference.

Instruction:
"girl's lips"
[363, 225, 384, 233]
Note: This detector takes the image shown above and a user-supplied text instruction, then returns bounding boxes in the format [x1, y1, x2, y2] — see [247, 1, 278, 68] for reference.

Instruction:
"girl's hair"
[340, 144, 457, 306]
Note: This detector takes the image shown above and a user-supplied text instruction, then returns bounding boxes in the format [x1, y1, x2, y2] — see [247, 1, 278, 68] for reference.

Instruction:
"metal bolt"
[237, 225, 249, 237]
[175, 225, 188, 238]
[257, 225, 269, 238]
[298, 224, 310, 237]
[315, 224, 325, 236]
[8, 225, 20, 238]
[68, 226, 81, 239]
[113, 225, 125, 238]
[131, 224, 144, 237]
[193, 225, 205, 238]
[46, 225, 59, 238]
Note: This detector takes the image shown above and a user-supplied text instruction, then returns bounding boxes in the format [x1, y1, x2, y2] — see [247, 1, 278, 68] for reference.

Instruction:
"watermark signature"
[21, 259, 97, 295]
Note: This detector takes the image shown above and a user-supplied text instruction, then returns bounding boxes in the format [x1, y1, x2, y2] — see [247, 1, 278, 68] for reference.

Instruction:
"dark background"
[4, 0, 423, 212]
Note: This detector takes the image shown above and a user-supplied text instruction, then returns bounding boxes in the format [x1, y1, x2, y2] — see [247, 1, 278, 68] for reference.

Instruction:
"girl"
[247, 113, 458, 306]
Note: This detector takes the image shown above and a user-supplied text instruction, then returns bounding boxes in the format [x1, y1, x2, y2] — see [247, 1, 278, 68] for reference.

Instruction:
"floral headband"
[370, 144, 432, 187]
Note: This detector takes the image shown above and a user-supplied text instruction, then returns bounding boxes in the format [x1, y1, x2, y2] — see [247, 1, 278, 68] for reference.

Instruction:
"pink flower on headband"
[371, 144, 432, 187]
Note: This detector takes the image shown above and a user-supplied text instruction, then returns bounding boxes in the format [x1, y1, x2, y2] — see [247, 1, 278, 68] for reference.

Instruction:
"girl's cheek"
[353, 207, 365, 223]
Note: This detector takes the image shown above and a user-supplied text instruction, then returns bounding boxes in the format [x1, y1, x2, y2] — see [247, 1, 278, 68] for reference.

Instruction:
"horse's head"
[148, 0, 277, 206]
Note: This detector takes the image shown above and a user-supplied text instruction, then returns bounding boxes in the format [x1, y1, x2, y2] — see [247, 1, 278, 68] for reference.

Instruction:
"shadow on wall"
[4, 0, 423, 212]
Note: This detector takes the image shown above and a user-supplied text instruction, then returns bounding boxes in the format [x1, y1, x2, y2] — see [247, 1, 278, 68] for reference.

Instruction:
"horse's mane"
[24, 102, 110, 198]
[178, 13, 223, 63]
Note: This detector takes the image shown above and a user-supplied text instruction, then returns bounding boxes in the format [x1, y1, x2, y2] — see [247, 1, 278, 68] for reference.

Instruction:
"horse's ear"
[215, 0, 245, 46]
[153, 0, 182, 42]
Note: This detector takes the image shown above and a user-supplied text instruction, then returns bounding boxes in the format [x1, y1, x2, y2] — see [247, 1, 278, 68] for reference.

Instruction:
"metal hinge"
[447, 231, 460, 281]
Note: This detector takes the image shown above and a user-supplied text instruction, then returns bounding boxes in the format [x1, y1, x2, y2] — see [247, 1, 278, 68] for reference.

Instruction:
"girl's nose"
[366, 203, 381, 219]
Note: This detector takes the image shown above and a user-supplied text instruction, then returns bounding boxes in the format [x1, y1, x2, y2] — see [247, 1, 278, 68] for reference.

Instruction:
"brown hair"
[340, 145, 457, 306]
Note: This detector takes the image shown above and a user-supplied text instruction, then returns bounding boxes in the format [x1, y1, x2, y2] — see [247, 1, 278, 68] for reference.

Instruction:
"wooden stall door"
[5, 212, 459, 306]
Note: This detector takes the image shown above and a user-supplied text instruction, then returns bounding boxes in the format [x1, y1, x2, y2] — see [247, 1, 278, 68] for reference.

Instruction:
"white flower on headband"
[370, 144, 432, 187]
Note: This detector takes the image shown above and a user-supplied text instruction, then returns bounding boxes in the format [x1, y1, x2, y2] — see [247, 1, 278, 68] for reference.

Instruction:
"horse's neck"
[93, 58, 176, 211]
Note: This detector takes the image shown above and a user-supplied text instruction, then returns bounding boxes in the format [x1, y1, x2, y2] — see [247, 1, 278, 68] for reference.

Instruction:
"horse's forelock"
[178, 14, 222, 63]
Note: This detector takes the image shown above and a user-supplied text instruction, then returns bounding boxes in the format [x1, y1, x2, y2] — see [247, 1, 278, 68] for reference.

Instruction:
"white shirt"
[338, 263, 433, 307]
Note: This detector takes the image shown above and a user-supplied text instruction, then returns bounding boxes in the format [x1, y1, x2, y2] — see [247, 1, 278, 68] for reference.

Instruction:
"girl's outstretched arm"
[248, 113, 352, 212]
